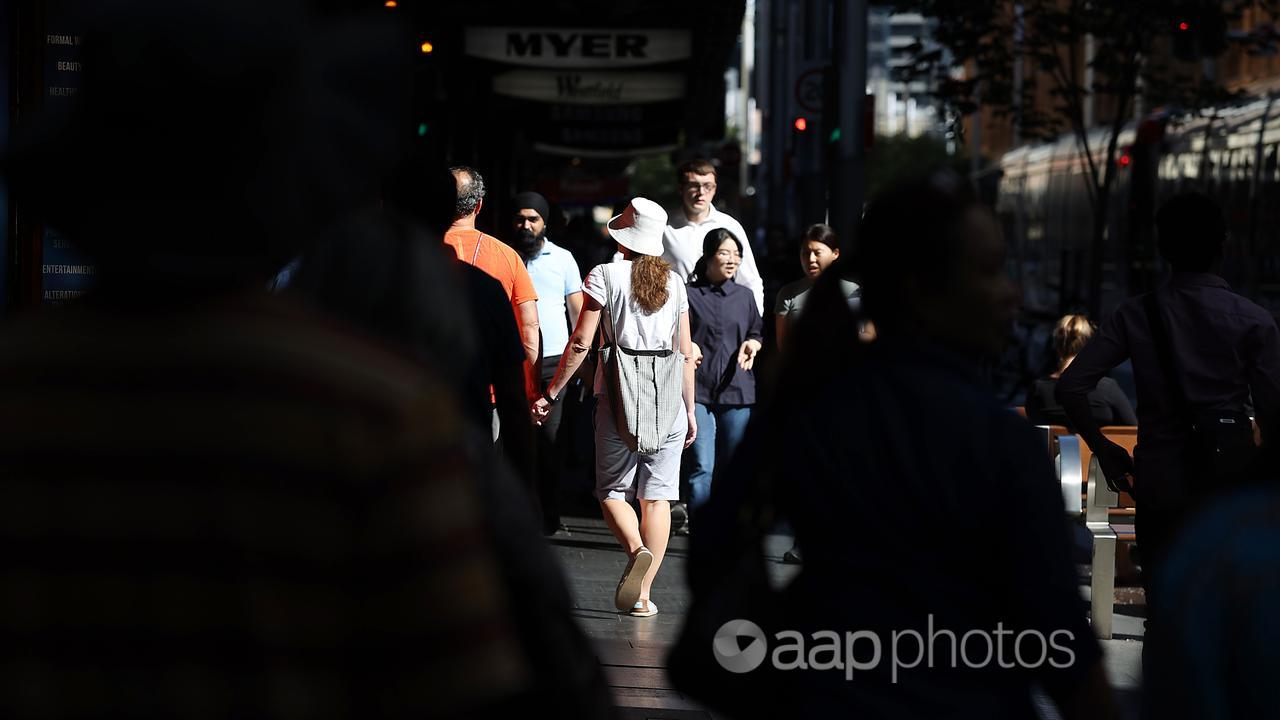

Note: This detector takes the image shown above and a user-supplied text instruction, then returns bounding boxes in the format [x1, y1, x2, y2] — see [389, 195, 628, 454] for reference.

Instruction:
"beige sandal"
[614, 547, 654, 611]
[629, 599, 658, 617]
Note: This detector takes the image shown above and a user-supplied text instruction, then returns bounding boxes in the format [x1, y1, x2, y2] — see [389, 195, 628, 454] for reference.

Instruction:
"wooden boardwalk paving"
[548, 515, 1144, 719]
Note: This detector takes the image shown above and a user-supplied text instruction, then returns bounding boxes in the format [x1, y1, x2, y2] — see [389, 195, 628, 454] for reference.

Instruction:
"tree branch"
[1043, 37, 1100, 211]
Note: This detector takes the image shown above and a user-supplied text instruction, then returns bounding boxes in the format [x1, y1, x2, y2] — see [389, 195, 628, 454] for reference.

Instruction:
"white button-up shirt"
[662, 206, 764, 315]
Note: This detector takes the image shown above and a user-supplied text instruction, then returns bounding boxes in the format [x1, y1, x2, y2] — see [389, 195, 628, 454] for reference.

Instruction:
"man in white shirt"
[662, 158, 765, 315]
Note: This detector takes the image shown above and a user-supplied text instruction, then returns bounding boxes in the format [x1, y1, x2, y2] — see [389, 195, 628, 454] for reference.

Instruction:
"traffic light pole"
[828, 0, 867, 255]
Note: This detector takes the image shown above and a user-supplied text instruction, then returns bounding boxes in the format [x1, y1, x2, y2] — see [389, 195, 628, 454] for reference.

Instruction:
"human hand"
[690, 342, 703, 369]
[684, 410, 698, 449]
[1097, 441, 1135, 495]
[737, 340, 760, 371]
[531, 397, 551, 426]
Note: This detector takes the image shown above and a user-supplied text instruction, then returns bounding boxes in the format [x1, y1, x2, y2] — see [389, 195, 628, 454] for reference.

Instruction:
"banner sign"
[535, 101, 683, 126]
[466, 27, 692, 68]
[533, 177, 630, 203]
[44, 28, 83, 108]
[42, 18, 96, 306]
[42, 228, 96, 306]
[0, 6, 10, 313]
[493, 70, 685, 104]
[529, 101, 681, 152]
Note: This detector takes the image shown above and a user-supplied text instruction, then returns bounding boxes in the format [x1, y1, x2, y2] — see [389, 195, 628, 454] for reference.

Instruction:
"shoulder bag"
[598, 264, 685, 454]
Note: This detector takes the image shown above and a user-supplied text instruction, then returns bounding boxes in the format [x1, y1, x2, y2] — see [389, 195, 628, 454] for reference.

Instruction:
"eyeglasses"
[714, 249, 741, 260]
[684, 182, 717, 193]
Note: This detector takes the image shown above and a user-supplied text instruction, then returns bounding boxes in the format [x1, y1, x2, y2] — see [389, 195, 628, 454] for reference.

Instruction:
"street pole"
[740, 0, 754, 199]
[768, 0, 788, 236]
[829, 0, 867, 255]
[1083, 33, 1095, 130]
[1012, 3, 1023, 147]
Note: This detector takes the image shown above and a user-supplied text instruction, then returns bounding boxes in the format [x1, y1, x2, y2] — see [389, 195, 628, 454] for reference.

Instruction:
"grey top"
[774, 277, 861, 320]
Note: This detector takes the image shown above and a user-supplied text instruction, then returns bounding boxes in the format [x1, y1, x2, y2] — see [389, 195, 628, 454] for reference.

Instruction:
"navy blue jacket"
[687, 278, 763, 405]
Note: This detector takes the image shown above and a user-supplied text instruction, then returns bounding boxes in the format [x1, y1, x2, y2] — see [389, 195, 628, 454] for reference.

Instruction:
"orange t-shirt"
[445, 228, 540, 402]
[444, 228, 538, 307]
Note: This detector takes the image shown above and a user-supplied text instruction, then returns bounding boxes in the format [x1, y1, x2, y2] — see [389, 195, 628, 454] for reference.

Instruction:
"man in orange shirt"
[445, 167, 540, 366]
[445, 167, 541, 457]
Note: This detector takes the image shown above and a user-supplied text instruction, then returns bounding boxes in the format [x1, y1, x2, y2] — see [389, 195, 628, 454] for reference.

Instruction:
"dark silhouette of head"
[288, 207, 476, 383]
[1156, 192, 1228, 273]
[857, 170, 1017, 357]
[4, 0, 411, 293]
[384, 159, 460, 236]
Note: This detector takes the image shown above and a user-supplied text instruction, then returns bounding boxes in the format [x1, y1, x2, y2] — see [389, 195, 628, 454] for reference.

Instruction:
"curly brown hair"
[630, 255, 671, 314]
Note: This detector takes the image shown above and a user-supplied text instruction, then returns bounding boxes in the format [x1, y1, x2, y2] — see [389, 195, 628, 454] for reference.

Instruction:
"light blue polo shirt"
[526, 238, 583, 357]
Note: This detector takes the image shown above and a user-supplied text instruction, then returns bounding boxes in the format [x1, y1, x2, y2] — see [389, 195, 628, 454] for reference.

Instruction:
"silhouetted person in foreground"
[1057, 193, 1280, 620]
[288, 208, 611, 720]
[1141, 486, 1280, 720]
[674, 173, 1114, 719]
[0, 2, 611, 717]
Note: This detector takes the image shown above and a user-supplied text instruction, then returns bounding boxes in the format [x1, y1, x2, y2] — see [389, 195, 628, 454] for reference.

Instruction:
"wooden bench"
[1077, 426, 1138, 639]
[1035, 423, 1138, 640]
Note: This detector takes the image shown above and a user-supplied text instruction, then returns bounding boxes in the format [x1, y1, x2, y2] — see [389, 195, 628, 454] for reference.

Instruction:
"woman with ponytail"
[1026, 314, 1136, 429]
[533, 197, 696, 619]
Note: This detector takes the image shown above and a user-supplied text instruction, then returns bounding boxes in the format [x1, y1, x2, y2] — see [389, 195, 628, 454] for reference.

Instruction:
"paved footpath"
[549, 515, 1145, 719]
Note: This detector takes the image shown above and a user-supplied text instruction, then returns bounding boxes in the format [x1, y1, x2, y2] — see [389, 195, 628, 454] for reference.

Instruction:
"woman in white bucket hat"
[533, 197, 697, 618]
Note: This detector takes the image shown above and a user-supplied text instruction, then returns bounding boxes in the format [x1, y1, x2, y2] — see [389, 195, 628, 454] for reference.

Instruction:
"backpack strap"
[671, 279, 683, 353]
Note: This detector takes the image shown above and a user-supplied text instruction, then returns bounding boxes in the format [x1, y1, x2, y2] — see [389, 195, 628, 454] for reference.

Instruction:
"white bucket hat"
[607, 197, 667, 257]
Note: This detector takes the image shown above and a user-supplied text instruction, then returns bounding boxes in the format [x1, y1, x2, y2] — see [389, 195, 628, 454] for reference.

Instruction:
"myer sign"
[493, 71, 685, 104]
[465, 27, 692, 68]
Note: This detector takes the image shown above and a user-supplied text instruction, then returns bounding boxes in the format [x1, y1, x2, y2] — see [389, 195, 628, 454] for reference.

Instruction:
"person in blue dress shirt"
[511, 191, 583, 535]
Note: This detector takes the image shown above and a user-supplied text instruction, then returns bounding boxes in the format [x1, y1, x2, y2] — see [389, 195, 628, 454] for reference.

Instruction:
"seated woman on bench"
[1026, 314, 1136, 429]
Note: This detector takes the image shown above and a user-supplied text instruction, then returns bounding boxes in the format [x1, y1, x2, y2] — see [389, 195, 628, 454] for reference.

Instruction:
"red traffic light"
[1178, 20, 1190, 31]
[794, 117, 808, 132]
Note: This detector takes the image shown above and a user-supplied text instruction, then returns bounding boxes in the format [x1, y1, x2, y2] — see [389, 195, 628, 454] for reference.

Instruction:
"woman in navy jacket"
[685, 228, 764, 511]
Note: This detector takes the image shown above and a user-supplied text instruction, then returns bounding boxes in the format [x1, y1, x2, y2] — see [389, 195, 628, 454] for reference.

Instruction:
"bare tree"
[895, 0, 1276, 316]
